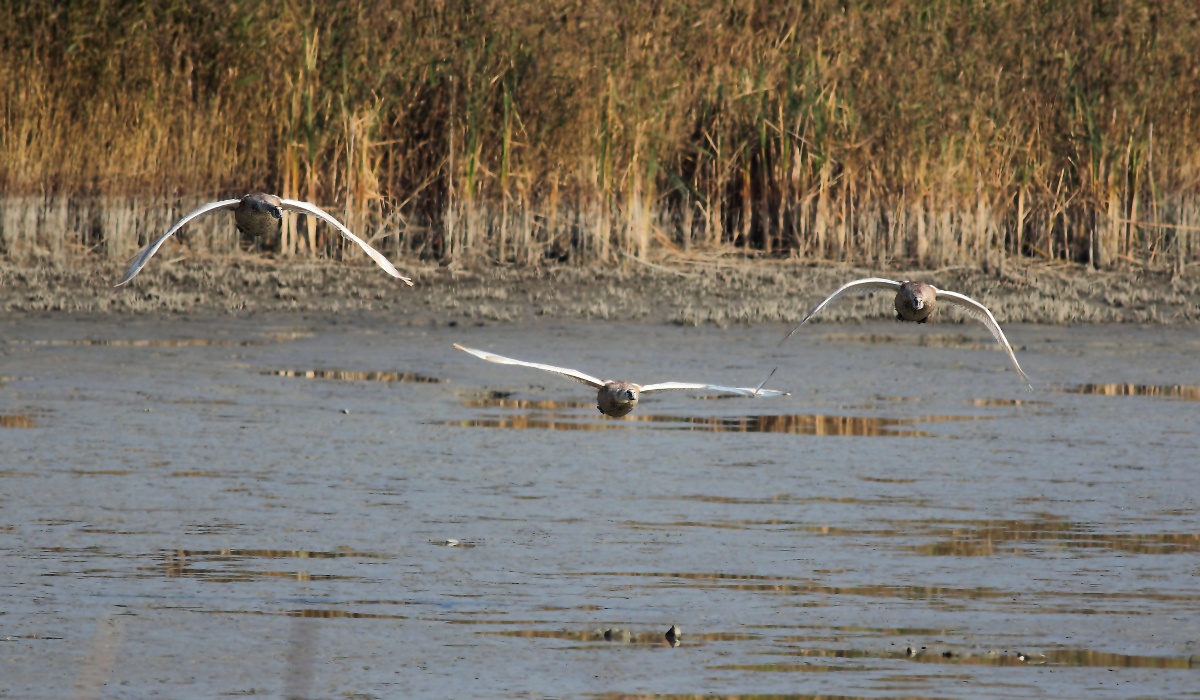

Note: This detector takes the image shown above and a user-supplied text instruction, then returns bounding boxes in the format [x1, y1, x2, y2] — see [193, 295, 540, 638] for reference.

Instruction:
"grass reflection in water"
[452, 396, 989, 435]
[908, 518, 1200, 556]
[158, 548, 389, 583]
[725, 645, 1199, 670]
[269, 369, 441, 383]
[1, 414, 37, 428]
[1063, 383, 1200, 400]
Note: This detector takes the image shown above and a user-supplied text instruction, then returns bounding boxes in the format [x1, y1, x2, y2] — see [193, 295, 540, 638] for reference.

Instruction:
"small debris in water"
[429, 538, 476, 547]
[600, 627, 632, 643]
[1017, 651, 1047, 664]
[665, 625, 682, 647]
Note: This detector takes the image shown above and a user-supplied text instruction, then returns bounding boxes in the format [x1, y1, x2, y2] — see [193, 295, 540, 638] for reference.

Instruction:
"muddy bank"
[2, 256, 1198, 325]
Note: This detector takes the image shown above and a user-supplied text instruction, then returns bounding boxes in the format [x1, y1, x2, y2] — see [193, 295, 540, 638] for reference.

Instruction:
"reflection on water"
[563, 570, 1200, 606]
[462, 396, 595, 411]
[4, 330, 312, 347]
[971, 398, 1048, 406]
[680, 494, 933, 506]
[1, 414, 37, 428]
[167, 470, 228, 478]
[286, 609, 407, 620]
[453, 397, 990, 435]
[165, 567, 350, 583]
[588, 695, 942, 700]
[269, 369, 441, 383]
[1063, 383, 1200, 400]
[429, 538, 478, 548]
[167, 548, 389, 560]
[159, 548, 388, 583]
[453, 396, 988, 434]
[565, 571, 1006, 601]
[5, 338, 276, 348]
[909, 518, 1200, 556]
[822, 332, 1007, 350]
[449, 413, 939, 435]
[484, 627, 698, 646]
[722, 646, 1198, 670]
[1040, 648, 1199, 669]
[196, 608, 409, 620]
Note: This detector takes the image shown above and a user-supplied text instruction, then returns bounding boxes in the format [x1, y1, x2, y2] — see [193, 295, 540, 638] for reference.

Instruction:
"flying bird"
[115, 192, 413, 287]
[454, 344, 787, 417]
[780, 278, 1033, 391]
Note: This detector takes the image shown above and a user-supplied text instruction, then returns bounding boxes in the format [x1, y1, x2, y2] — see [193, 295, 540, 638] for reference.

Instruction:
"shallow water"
[1, 314, 1198, 699]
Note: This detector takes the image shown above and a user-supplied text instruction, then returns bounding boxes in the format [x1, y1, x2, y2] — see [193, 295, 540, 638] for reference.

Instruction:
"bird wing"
[780, 277, 902, 344]
[936, 289, 1034, 391]
[114, 199, 242, 287]
[639, 381, 788, 397]
[280, 199, 414, 286]
[453, 344, 606, 388]
[753, 366, 785, 396]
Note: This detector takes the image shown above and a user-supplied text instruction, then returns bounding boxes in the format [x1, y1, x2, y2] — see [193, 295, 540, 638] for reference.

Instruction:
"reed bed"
[2, 1, 1198, 271]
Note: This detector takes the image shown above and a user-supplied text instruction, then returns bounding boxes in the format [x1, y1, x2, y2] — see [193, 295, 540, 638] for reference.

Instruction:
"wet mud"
[3, 257, 1200, 326]
[1, 314, 1198, 698]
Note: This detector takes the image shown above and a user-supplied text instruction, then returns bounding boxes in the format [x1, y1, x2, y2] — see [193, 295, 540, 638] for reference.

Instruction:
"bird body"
[115, 192, 413, 287]
[894, 280, 937, 322]
[231, 192, 285, 241]
[596, 381, 642, 417]
[454, 344, 786, 417]
[781, 277, 1033, 391]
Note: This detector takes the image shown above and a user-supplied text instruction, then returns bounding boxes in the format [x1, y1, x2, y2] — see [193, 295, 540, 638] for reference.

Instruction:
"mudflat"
[3, 257, 1199, 325]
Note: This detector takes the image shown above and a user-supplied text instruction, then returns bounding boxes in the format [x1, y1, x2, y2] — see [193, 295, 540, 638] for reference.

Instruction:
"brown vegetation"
[2, 1, 1199, 272]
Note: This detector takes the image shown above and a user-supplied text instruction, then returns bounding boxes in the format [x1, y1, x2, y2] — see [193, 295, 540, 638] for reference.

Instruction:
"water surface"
[1, 315, 1197, 698]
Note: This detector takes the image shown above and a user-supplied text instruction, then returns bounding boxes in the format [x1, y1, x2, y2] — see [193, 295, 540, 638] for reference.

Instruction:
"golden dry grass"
[1, 1, 1198, 271]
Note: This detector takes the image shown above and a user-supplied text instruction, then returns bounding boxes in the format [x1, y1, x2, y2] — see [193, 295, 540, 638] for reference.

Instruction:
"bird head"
[246, 194, 283, 219]
[599, 382, 640, 417]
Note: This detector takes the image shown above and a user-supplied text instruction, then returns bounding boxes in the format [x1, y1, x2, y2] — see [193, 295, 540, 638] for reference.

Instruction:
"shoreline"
[2, 257, 1198, 326]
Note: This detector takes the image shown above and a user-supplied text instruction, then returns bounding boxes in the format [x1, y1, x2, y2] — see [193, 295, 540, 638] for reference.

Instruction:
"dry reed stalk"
[2, 1, 1199, 272]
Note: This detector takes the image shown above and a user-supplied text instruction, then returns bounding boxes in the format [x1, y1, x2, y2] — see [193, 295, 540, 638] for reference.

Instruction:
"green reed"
[1, 1, 1197, 271]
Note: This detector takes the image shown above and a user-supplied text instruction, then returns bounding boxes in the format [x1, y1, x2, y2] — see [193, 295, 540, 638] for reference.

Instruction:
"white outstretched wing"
[639, 381, 788, 397]
[936, 289, 1034, 391]
[780, 277, 902, 344]
[114, 199, 241, 287]
[453, 344, 606, 388]
[281, 199, 413, 286]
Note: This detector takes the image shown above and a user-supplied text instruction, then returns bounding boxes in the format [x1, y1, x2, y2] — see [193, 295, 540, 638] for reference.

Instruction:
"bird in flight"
[454, 344, 787, 417]
[114, 192, 413, 287]
[780, 278, 1033, 391]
